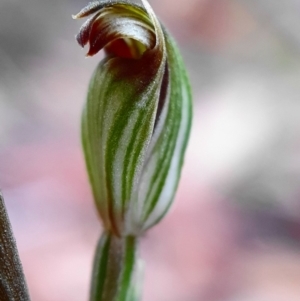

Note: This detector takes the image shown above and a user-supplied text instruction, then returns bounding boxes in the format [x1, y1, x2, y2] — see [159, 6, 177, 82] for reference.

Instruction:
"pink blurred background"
[1, 0, 300, 300]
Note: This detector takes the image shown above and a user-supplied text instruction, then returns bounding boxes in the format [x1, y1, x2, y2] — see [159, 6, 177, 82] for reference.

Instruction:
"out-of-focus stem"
[0, 193, 31, 301]
[90, 232, 140, 301]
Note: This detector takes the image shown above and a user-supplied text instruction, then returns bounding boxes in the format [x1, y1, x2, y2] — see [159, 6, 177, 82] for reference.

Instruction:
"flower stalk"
[90, 233, 140, 301]
[73, 0, 192, 299]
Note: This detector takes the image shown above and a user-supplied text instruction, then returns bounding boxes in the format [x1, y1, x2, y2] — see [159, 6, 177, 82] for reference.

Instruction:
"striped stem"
[90, 232, 140, 301]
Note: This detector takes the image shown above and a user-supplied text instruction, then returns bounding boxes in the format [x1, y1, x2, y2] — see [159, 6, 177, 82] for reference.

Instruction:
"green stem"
[90, 232, 141, 301]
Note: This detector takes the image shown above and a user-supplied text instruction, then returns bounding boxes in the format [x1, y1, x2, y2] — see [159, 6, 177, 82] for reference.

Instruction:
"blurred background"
[1, 0, 300, 300]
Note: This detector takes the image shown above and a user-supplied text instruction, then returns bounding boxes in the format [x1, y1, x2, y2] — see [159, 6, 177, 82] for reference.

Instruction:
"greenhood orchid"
[73, 0, 192, 299]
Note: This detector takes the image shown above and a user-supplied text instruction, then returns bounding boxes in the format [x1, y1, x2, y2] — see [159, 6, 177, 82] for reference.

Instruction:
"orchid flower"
[73, 1, 192, 299]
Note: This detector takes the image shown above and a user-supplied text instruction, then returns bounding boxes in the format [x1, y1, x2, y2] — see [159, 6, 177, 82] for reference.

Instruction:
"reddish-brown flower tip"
[73, 1, 156, 58]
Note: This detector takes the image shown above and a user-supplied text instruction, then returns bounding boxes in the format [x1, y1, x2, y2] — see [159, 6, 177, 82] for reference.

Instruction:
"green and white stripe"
[90, 232, 140, 301]
[138, 30, 192, 231]
[81, 0, 191, 236]
[76, 1, 192, 299]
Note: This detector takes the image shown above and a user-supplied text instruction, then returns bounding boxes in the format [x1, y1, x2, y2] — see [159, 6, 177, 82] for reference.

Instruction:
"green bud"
[74, 0, 192, 236]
